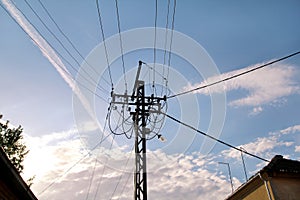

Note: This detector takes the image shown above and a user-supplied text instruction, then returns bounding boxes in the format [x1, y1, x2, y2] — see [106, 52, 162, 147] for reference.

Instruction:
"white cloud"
[280, 125, 300, 135]
[22, 130, 237, 200]
[222, 136, 279, 160]
[183, 62, 299, 109]
[22, 129, 83, 182]
[222, 124, 300, 161]
[249, 106, 263, 116]
[22, 124, 300, 199]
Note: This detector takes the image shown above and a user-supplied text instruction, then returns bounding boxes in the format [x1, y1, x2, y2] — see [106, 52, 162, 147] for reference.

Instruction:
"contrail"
[1, 0, 117, 149]
[1, 0, 95, 118]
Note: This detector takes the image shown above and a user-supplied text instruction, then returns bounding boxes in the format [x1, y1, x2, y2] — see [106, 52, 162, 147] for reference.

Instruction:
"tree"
[0, 115, 29, 173]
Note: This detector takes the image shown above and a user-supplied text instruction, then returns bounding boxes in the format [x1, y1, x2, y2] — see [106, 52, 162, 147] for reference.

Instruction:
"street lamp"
[218, 162, 234, 193]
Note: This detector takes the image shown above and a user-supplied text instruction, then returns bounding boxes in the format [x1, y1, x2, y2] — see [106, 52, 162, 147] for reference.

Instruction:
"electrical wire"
[163, 0, 171, 69]
[2, 1, 110, 104]
[36, 0, 111, 88]
[117, 167, 132, 200]
[85, 154, 98, 200]
[166, 0, 176, 86]
[40, 105, 112, 197]
[6, 0, 72, 70]
[143, 62, 168, 86]
[5, 0, 293, 197]
[1, 2, 113, 190]
[115, 0, 128, 92]
[109, 145, 134, 200]
[38, 131, 113, 195]
[24, 0, 79, 66]
[6, 0, 110, 101]
[153, 0, 158, 92]
[1, 5, 115, 195]
[93, 109, 132, 199]
[96, 0, 114, 90]
[161, 111, 270, 162]
[108, 107, 133, 137]
[85, 109, 111, 200]
[2, 0, 114, 107]
[168, 51, 300, 99]
[23, 0, 109, 95]
[162, 0, 171, 96]
[93, 141, 115, 199]
[2, 1, 155, 198]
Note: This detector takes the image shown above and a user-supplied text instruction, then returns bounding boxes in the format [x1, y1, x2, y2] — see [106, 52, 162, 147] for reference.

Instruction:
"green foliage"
[0, 116, 29, 173]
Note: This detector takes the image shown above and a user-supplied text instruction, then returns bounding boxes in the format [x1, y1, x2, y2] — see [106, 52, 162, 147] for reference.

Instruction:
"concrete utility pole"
[111, 61, 166, 200]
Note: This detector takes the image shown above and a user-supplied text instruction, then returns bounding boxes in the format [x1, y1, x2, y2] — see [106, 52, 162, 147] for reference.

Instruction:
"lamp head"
[157, 134, 166, 142]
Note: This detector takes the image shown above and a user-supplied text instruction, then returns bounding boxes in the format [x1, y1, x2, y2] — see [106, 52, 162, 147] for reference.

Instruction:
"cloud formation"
[221, 124, 300, 161]
[21, 123, 300, 199]
[184, 62, 299, 109]
[22, 129, 235, 200]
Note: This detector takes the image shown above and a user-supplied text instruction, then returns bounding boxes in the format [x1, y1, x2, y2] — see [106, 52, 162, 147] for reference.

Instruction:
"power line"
[92, 136, 116, 199]
[36, 0, 111, 88]
[168, 51, 300, 99]
[153, 0, 158, 91]
[3, 0, 107, 104]
[115, 0, 128, 92]
[85, 109, 111, 200]
[93, 111, 132, 199]
[166, 0, 176, 89]
[24, 0, 108, 95]
[6, 0, 109, 98]
[5, 0, 73, 71]
[162, 0, 171, 95]
[117, 167, 133, 200]
[161, 112, 270, 162]
[38, 131, 113, 195]
[2, 5, 117, 197]
[163, 0, 171, 66]
[0, 1, 116, 185]
[85, 154, 98, 200]
[96, 0, 114, 90]
[24, 0, 81, 68]
[109, 145, 134, 200]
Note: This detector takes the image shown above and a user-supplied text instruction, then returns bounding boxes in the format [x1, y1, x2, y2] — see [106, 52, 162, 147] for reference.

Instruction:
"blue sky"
[1, 0, 300, 199]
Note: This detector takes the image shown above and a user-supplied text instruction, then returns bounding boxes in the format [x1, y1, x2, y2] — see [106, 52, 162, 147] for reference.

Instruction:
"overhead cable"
[96, 0, 114, 90]
[153, 0, 158, 90]
[109, 145, 134, 200]
[162, 112, 270, 162]
[4, 1, 109, 98]
[162, 0, 171, 95]
[166, 0, 176, 88]
[37, 0, 111, 87]
[168, 51, 300, 99]
[38, 131, 113, 195]
[115, 0, 128, 92]
[24, 0, 108, 95]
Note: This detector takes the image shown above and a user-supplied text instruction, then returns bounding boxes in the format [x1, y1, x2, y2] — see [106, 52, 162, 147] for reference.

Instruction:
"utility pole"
[111, 61, 166, 200]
